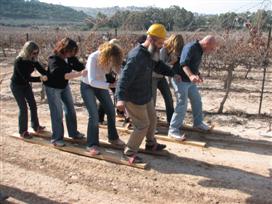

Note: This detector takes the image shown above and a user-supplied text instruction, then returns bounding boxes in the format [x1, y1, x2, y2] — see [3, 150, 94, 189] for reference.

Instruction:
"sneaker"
[123, 154, 143, 164]
[33, 126, 46, 134]
[168, 132, 186, 141]
[145, 143, 166, 151]
[108, 138, 125, 147]
[71, 132, 85, 140]
[86, 145, 100, 156]
[194, 123, 210, 131]
[20, 131, 33, 139]
[52, 140, 65, 147]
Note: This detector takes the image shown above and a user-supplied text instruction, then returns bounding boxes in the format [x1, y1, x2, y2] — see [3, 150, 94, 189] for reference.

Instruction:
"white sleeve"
[87, 53, 110, 90]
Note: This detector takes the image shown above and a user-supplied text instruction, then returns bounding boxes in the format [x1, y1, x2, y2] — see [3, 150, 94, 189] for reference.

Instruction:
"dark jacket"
[44, 55, 85, 89]
[116, 45, 174, 105]
[11, 57, 47, 86]
[179, 40, 203, 82]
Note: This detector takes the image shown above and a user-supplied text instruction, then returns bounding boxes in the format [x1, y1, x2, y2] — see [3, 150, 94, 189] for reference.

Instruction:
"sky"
[39, 0, 271, 14]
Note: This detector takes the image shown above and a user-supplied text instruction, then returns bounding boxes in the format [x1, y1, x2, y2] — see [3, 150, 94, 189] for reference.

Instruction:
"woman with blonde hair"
[152, 34, 184, 124]
[81, 42, 125, 155]
[10, 41, 48, 138]
[44, 37, 86, 147]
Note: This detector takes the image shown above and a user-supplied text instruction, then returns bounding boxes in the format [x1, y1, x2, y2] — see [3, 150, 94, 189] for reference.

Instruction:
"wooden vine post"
[258, 26, 271, 115]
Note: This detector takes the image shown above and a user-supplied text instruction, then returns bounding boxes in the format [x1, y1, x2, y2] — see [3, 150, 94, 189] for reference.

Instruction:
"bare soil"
[1, 56, 272, 204]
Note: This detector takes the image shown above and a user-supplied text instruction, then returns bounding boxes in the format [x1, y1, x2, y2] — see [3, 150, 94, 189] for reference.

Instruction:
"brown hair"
[53, 37, 78, 55]
[164, 34, 184, 56]
[98, 42, 123, 73]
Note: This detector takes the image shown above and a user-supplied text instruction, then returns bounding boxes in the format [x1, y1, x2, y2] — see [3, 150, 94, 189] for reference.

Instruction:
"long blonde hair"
[164, 34, 184, 57]
[98, 42, 123, 73]
[17, 41, 39, 60]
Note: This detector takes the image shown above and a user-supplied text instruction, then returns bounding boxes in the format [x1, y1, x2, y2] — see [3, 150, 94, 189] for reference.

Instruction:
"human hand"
[116, 100, 125, 112]
[81, 70, 87, 77]
[189, 75, 202, 83]
[40, 75, 48, 82]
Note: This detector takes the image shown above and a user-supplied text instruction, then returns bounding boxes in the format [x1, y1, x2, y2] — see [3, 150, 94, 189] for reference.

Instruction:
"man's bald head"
[199, 35, 216, 53]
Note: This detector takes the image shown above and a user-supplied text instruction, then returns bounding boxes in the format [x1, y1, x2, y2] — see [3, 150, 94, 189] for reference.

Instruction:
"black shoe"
[33, 126, 46, 133]
[145, 143, 166, 151]
[71, 132, 84, 140]
[20, 131, 33, 139]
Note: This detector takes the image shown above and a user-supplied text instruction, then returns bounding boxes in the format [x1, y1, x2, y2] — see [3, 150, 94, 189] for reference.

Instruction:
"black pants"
[10, 82, 40, 134]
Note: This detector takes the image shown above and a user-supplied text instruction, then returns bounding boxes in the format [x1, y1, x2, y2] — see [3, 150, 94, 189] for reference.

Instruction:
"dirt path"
[1, 64, 272, 203]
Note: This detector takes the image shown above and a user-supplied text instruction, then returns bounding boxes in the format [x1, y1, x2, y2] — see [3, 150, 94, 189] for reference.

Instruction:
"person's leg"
[124, 102, 149, 155]
[61, 85, 80, 137]
[24, 85, 40, 130]
[45, 86, 64, 142]
[80, 82, 99, 147]
[169, 80, 190, 135]
[157, 77, 174, 124]
[151, 77, 159, 106]
[98, 103, 105, 123]
[10, 83, 28, 134]
[188, 84, 203, 126]
[145, 99, 157, 145]
[95, 88, 119, 141]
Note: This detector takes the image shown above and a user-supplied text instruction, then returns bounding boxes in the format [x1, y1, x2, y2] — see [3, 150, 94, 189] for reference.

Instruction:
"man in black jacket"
[116, 24, 177, 163]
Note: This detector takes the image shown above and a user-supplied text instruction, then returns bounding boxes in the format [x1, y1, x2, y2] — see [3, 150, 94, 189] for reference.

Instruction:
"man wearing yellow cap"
[116, 24, 176, 163]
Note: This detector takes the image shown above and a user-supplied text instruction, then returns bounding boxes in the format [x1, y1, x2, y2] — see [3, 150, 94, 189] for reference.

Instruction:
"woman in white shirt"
[81, 42, 125, 155]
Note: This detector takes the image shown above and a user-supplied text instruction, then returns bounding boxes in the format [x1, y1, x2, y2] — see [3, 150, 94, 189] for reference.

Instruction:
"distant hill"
[0, 0, 88, 25]
[72, 6, 148, 17]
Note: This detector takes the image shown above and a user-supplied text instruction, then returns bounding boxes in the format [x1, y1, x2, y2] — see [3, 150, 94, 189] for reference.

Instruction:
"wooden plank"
[29, 130, 169, 156]
[157, 121, 231, 135]
[10, 133, 148, 169]
[99, 139, 169, 157]
[100, 125, 206, 148]
[155, 135, 206, 147]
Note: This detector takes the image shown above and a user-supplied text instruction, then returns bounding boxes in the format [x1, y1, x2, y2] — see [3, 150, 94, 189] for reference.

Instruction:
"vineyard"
[0, 26, 272, 203]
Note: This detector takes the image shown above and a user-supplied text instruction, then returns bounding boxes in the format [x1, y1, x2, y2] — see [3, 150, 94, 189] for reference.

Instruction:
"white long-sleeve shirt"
[81, 50, 110, 90]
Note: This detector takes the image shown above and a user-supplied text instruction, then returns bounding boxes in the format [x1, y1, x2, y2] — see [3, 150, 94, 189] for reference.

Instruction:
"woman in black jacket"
[44, 37, 86, 147]
[10, 41, 48, 138]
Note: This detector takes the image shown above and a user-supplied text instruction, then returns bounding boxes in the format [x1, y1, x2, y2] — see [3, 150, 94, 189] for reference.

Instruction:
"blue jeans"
[80, 82, 119, 147]
[45, 85, 79, 142]
[152, 77, 174, 124]
[169, 79, 203, 135]
[10, 83, 40, 134]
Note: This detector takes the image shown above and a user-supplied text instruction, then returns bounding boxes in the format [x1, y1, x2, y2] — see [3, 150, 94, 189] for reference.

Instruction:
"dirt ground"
[1, 56, 272, 204]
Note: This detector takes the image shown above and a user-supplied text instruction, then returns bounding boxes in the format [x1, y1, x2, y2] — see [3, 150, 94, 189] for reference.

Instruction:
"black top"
[11, 57, 47, 86]
[44, 55, 85, 89]
[116, 45, 174, 105]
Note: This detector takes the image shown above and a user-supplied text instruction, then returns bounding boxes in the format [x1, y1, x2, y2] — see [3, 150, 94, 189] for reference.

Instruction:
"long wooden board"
[29, 130, 169, 157]
[156, 121, 231, 135]
[155, 135, 206, 147]
[100, 125, 206, 148]
[10, 133, 148, 169]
